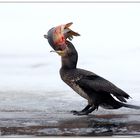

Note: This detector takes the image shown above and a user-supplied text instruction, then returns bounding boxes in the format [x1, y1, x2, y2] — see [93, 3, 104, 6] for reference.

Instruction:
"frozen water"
[0, 48, 140, 112]
[0, 3, 140, 113]
[0, 3, 140, 136]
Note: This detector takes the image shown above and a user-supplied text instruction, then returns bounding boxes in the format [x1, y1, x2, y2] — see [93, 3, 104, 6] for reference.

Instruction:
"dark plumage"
[44, 23, 140, 115]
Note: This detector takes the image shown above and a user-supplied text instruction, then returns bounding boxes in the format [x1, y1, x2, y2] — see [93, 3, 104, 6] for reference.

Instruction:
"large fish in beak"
[44, 22, 80, 51]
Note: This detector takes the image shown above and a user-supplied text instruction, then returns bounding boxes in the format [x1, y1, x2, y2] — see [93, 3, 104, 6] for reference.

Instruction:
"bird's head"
[44, 22, 80, 56]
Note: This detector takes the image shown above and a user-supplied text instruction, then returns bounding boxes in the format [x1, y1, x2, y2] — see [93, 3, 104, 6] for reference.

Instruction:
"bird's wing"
[76, 75, 130, 102]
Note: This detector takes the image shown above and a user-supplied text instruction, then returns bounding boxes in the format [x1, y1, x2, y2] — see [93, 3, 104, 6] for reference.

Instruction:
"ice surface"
[0, 48, 140, 112]
[0, 3, 140, 136]
[0, 35, 140, 137]
[0, 2, 140, 113]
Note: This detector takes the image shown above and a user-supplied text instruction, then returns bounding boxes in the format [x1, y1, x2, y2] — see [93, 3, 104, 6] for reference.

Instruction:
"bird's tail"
[120, 102, 140, 109]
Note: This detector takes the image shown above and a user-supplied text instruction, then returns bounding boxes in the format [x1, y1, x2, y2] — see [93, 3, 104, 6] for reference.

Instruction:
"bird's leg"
[71, 104, 91, 115]
[81, 104, 91, 112]
[72, 105, 97, 116]
[84, 106, 97, 114]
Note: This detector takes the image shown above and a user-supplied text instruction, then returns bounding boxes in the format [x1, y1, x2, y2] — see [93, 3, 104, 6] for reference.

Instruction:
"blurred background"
[0, 3, 140, 112]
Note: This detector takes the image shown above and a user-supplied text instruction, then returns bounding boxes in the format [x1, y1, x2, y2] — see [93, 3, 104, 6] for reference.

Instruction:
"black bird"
[44, 22, 140, 115]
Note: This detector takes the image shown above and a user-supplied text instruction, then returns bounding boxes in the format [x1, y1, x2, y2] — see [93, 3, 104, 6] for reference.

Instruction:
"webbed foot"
[71, 110, 89, 115]
[70, 105, 97, 116]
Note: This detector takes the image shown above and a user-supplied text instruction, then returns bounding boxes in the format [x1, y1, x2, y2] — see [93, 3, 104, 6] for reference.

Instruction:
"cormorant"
[44, 22, 140, 115]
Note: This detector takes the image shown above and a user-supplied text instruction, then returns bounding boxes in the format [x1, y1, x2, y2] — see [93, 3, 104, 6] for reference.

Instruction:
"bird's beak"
[50, 50, 65, 56]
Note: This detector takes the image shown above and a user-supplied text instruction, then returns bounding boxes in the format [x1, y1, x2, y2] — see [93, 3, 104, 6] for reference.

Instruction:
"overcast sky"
[0, 3, 140, 55]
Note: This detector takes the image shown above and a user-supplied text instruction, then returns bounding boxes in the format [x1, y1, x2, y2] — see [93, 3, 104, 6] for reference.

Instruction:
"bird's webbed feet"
[71, 110, 89, 115]
[71, 105, 97, 116]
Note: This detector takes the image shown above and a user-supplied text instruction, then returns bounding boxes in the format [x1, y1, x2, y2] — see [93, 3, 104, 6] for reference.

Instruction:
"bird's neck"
[61, 41, 78, 70]
[61, 55, 78, 69]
